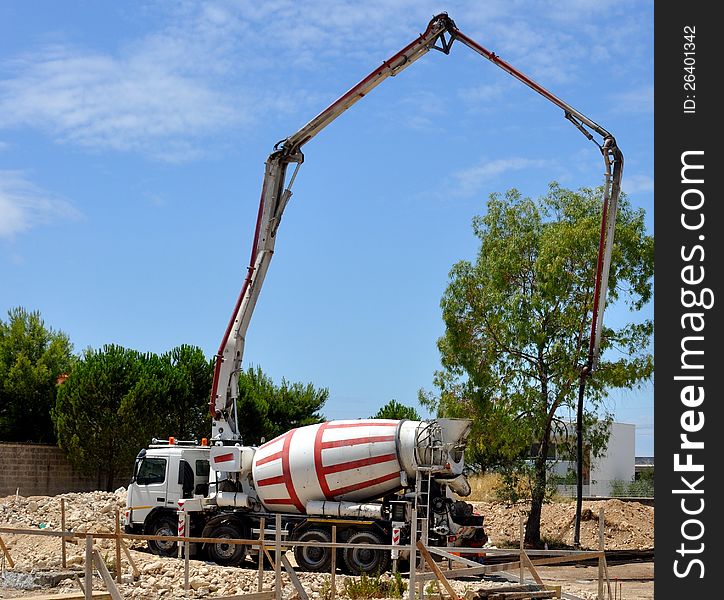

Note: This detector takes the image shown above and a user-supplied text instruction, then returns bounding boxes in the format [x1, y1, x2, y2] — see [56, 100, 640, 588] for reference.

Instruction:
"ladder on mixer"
[413, 420, 458, 547]
[414, 468, 433, 546]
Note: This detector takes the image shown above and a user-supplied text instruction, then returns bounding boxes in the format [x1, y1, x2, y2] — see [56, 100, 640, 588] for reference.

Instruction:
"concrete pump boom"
[209, 13, 623, 442]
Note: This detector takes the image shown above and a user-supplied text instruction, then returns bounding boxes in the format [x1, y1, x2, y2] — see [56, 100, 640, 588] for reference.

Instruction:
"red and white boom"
[209, 13, 623, 441]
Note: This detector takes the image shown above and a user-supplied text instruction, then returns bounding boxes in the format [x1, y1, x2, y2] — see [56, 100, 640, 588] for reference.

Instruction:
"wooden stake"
[75, 573, 85, 594]
[416, 540, 459, 600]
[114, 510, 122, 584]
[519, 515, 524, 584]
[602, 553, 613, 600]
[330, 525, 337, 600]
[84, 535, 93, 600]
[274, 514, 282, 600]
[281, 552, 309, 600]
[408, 505, 417, 600]
[418, 517, 427, 600]
[184, 513, 190, 591]
[258, 517, 266, 593]
[120, 540, 140, 579]
[61, 498, 67, 569]
[0, 534, 14, 568]
[598, 508, 605, 600]
[93, 548, 123, 600]
[522, 549, 544, 585]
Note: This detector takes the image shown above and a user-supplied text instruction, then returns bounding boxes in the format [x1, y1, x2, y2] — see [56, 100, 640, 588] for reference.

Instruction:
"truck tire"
[343, 530, 390, 575]
[147, 514, 178, 557]
[205, 523, 247, 567]
[294, 528, 332, 572]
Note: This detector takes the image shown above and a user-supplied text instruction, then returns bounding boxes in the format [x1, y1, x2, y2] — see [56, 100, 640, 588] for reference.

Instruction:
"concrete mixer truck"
[125, 417, 486, 572]
[125, 12, 622, 573]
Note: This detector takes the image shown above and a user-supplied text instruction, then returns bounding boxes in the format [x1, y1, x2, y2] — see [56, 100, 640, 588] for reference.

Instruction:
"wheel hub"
[214, 537, 236, 559]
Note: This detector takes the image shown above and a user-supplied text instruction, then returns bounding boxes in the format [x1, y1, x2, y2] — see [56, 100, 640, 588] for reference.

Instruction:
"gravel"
[1, 490, 654, 598]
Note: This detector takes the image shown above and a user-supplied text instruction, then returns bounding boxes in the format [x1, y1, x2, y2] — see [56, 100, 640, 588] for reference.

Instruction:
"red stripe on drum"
[327, 471, 400, 497]
[281, 428, 305, 513]
[258, 431, 289, 451]
[322, 453, 398, 475]
[314, 422, 334, 500]
[256, 450, 284, 466]
[256, 474, 286, 487]
[320, 435, 395, 449]
[263, 498, 296, 505]
[326, 421, 398, 429]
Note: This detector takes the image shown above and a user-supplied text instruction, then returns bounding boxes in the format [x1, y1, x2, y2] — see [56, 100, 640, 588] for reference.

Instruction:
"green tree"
[161, 345, 213, 438]
[52, 345, 148, 490]
[53, 344, 214, 489]
[371, 399, 421, 421]
[236, 365, 327, 445]
[424, 184, 653, 546]
[0, 307, 74, 442]
[130, 345, 213, 441]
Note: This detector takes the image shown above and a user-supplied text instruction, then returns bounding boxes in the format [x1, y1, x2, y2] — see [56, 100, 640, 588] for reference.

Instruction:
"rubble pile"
[0, 489, 126, 531]
[475, 498, 654, 549]
[0, 491, 654, 598]
[0, 490, 128, 572]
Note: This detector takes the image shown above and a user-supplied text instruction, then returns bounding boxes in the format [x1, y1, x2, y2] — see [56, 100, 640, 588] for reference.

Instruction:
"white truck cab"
[125, 440, 211, 555]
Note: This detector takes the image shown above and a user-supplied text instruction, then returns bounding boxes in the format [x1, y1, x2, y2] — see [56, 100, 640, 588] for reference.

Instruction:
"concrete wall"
[551, 421, 637, 497]
[0, 443, 101, 497]
[590, 422, 636, 496]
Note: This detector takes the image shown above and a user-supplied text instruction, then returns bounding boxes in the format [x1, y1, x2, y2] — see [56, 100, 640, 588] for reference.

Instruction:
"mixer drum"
[252, 419, 411, 513]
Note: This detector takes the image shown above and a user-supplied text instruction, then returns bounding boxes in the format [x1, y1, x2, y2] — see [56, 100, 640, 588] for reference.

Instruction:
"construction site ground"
[1, 491, 653, 599]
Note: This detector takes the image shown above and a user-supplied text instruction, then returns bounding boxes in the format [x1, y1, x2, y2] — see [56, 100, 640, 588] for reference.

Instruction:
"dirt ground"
[473, 499, 654, 550]
[0, 490, 654, 599]
[535, 562, 654, 600]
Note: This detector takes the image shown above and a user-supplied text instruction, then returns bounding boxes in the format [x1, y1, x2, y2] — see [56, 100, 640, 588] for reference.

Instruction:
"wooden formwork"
[0, 500, 615, 600]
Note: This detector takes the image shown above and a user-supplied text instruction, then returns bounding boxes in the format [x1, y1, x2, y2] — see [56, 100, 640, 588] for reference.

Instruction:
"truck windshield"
[136, 457, 167, 485]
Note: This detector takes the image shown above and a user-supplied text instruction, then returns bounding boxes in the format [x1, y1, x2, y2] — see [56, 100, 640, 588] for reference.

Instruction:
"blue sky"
[0, 1, 653, 454]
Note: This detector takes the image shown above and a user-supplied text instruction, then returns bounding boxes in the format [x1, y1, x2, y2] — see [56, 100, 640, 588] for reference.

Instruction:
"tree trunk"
[105, 443, 115, 491]
[525, 427, 552, 547]
[525, 453, 547, 546]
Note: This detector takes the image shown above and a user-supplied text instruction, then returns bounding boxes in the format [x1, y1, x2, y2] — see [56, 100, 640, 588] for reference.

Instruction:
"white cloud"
[392, 89, 449, 130]
[451, 156, 551, 197]
[0, 2, 458, 160]
[611, 85, 654, 115]
[0, 1, 432, 160]
[0, 1, 650, 160]
[622, 173, 653, 194]
[145, 192, 167, 208]
[0, 171, 80, 238]
[0, 45, 247, 161]
[459, 83, 507, 105]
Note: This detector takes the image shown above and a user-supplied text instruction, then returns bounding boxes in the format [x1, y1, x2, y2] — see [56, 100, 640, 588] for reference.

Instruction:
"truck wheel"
[147, 514, 178, 557]
[294, 529, 332, 572]
[205, 523, 247, 566]
[343, 530, 390, 575]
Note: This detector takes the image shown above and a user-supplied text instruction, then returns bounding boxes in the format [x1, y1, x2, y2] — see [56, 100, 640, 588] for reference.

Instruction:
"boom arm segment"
[208, 14, 458, 439]
[209, 13, 623, 441]
[450, 27, 624, 371]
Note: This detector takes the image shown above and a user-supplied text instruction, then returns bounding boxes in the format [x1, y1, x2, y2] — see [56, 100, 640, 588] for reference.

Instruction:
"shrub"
[343, 572, 407, 599]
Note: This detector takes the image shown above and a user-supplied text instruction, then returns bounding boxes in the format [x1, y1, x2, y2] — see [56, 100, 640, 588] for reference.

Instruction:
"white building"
[545, 421, 636, 497]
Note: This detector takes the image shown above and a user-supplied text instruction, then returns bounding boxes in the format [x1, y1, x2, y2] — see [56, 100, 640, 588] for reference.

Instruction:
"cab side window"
[178, 460, 195, 499]
[195, 460, 210, 477]
[136, 458, 167, 485]
[195, 459, 210, 496]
